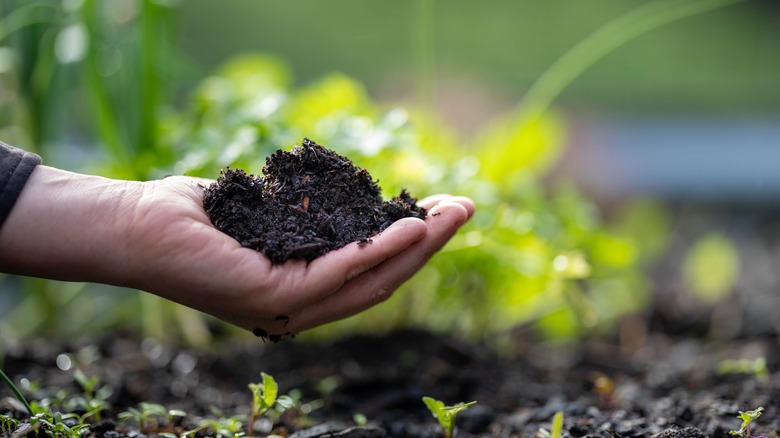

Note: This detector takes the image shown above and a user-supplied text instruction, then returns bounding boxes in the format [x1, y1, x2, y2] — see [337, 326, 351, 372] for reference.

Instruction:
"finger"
[276, 216, 428, 309]
[419, 194, 476, 219]
[289, 201, 471, 332]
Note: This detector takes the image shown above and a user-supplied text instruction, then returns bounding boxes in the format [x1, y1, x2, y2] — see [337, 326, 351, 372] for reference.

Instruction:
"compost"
[203, 138, 427, 264]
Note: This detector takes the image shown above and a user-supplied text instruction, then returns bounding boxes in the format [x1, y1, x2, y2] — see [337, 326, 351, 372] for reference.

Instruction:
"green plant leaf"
[551, 411, 564, 438]
[422, 397, 476, 438]
[261, 372, 278, 408]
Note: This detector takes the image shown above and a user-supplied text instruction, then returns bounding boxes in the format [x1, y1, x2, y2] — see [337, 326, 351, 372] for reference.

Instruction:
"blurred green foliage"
[159, 53, 653, 342]
[683, 232, 740, 304]
[180, 0, 776, 114]
[5, 0, 736, 345]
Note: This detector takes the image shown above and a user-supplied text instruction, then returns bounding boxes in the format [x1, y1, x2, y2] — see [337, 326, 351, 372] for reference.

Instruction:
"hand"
[128, 176, 475, 339]
[0, 166, 475, 338]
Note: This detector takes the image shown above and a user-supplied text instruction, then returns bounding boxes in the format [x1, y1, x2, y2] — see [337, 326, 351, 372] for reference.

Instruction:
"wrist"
[0, 165, 142, 283]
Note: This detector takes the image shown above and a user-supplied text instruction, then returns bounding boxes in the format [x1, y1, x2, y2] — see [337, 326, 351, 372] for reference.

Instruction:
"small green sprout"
[729, 406, 766, 438]
[247, 372, 295, 436]
[422, 396, 476, 438]
[118, 402, 187, 433]
[539, 411, 564, 438]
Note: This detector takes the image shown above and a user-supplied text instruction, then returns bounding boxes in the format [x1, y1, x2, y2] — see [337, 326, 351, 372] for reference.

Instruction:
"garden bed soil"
[2, 328, 778, 438]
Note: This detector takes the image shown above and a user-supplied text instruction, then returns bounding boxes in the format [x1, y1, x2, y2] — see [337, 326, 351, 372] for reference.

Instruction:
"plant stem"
[513, 0, 746, 130]
[0, 367, 34, 417]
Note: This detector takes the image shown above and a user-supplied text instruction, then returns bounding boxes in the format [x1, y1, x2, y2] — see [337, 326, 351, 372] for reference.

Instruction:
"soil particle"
[655, 427, 707, 438]
[203, 138, 427, 264]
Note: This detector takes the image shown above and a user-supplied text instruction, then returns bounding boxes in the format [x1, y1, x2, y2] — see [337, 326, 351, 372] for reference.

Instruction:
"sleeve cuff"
[0, 141, 42, 228]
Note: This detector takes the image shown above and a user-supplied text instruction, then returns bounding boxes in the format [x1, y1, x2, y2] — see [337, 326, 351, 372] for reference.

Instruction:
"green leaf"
[275, 395, 295, 410]
[169, 409, 187, 418]
[422, 396, 445, 419]
[261, 372, 278, 408]
[422, 397, 476, 438]
[738, 406, 763, 422]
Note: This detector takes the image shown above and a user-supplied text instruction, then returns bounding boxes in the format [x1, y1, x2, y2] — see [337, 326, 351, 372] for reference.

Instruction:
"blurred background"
[1, 0, 779, 350]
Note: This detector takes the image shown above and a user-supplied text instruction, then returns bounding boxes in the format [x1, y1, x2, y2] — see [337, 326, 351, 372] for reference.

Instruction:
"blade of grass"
[513, 0, 747, 129]
[0, 367, 34, 416]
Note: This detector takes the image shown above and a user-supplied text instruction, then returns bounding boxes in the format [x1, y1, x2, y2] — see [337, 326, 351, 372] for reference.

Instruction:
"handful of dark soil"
[203, 138, 427, 264]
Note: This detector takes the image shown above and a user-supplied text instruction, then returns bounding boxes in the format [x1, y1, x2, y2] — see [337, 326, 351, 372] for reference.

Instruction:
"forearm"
[0, 165, 142, 284]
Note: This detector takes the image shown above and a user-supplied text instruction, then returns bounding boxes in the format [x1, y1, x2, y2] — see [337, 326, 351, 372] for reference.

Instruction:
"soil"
[203, 138, 427, 264]
[2, 328, 779, 438]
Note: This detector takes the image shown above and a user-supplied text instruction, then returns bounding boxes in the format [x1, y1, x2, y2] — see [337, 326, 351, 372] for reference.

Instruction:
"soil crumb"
[203, 138, 427, 264]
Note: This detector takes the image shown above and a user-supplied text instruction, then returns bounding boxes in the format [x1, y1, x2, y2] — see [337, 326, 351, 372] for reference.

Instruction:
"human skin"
[0, 165, 475, 338]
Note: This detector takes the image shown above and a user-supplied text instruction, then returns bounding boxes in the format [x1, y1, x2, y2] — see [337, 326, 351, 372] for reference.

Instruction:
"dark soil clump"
[203, 138, 427, 264]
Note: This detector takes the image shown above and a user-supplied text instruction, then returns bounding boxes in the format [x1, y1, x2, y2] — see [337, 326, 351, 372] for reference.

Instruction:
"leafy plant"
[247, 372, 295, 436]
[729, 406, 765, 438]
[68, 368, 112, 422]
[422, 396, 476, 438]
[29, 410, 91, 438]
[0, 369, 95, 438]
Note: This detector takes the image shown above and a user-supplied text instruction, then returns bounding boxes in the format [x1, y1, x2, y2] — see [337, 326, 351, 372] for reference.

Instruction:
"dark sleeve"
[0, 141, 42, 228]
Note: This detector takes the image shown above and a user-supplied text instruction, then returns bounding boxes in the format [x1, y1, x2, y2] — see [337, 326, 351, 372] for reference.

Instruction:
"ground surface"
[2, 328, 778, 438]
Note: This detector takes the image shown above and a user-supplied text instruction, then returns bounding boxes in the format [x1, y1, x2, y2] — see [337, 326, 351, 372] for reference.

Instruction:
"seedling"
[538, 411, 564, 438]
[118, 402, 187, 433]
[729, 407, 766, 438]
[247, 372, 295, 436]
[182, 413, 246, 438]
[28, 409, 91, 438]
[422, 396, 477, 438]
[69, 368, 112, 422]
